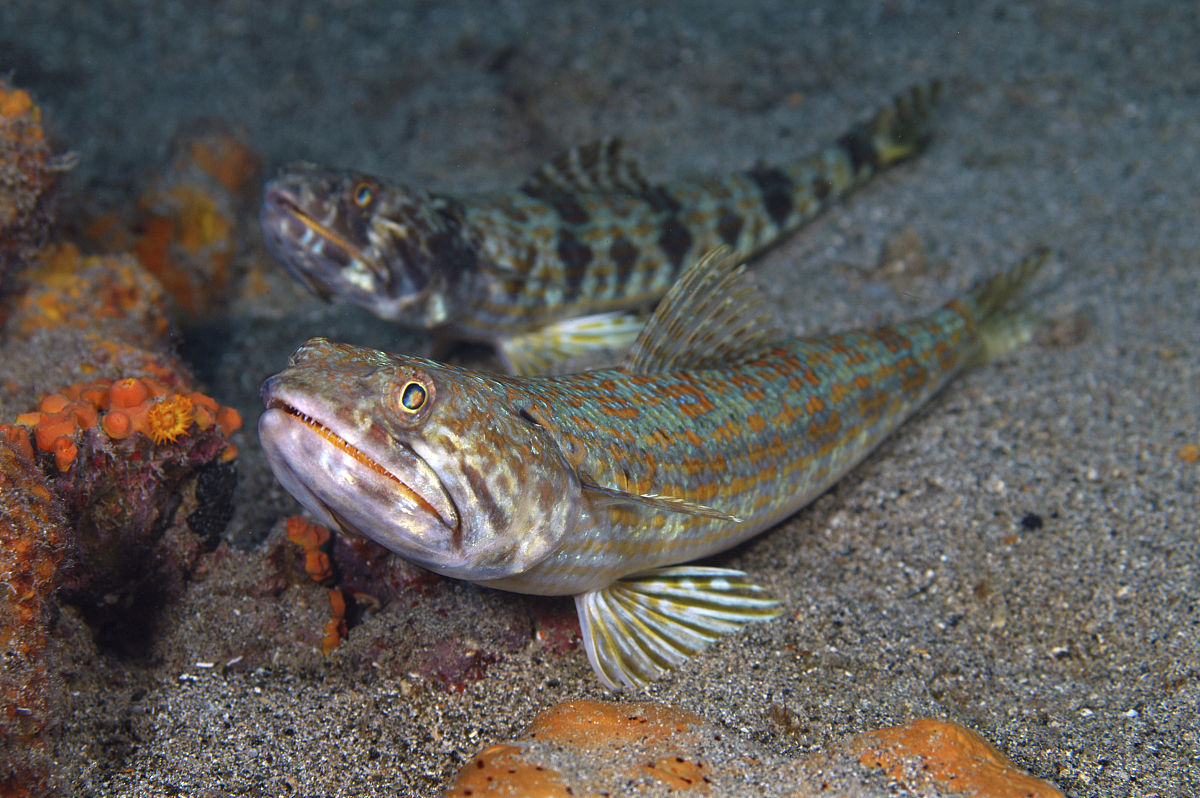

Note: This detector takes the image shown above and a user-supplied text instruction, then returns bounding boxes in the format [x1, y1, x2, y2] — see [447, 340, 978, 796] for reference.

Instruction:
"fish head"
[260, 164, 475, 328]
[259, 338, 581, 581]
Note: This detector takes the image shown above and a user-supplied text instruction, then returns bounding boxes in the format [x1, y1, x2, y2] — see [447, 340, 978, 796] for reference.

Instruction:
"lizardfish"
[259, 245, 1045, 689]
[261, 83, 940, 373]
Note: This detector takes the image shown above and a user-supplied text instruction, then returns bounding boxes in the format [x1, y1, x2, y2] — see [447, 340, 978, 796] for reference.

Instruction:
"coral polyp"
[108, 377, 149, 409]
[142, 393, 195, 445]
[1, 377, 242, 472]
[1, 376, 243, 647]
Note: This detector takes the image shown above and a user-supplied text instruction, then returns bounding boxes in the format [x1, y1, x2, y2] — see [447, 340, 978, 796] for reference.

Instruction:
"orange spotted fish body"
[261, 84, 940, 373]
[259, 246, 1045, 688]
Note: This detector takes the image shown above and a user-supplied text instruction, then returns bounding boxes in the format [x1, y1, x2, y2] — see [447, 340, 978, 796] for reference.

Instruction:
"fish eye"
[398, 380, 428, 413]
[353, 182, 375, 208]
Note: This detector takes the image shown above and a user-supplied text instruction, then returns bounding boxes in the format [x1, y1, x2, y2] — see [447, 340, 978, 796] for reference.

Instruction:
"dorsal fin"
[621, 247, 785, 374]
[520, 138, 652, 197]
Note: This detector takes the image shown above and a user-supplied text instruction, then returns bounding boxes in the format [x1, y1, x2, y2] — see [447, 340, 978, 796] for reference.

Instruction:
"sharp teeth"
[275, 400, 452, 528]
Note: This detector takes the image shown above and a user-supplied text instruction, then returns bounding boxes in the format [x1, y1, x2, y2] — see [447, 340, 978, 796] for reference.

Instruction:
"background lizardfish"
[258, 245, 1046, 689]
[260, 83, 940, 373]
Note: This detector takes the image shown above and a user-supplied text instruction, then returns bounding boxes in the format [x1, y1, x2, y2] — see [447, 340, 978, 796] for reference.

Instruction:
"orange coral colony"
[0, 84, 36, 120]
[10, 244, 172, 339]
[143, 393, 195, 444]
[0, 81, 49, 228]
[285, 515, 334, 584]
[323, 588, 348, 655]
[129, 122, 259, 315]
[1, 377, 243, 472]
[283, 516, 347, 654]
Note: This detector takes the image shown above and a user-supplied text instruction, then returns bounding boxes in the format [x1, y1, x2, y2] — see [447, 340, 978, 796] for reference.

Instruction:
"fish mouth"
[264, 185, 364, 260]
[261, 394, 459, 540]
[266, 396, 457, 530]
[260, 185, 368, 300]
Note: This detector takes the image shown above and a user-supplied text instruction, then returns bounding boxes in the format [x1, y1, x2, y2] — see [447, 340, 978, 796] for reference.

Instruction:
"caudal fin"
[965, 247, 1051, 365]
[839, 80, 943, 171]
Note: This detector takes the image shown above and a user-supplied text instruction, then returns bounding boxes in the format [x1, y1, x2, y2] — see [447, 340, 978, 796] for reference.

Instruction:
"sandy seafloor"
[2, 0, 1199, 795]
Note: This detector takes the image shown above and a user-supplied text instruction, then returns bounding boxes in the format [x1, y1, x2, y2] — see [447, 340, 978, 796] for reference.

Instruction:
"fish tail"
[963, 247, 1051, 366]
[840, 80, 943, 170]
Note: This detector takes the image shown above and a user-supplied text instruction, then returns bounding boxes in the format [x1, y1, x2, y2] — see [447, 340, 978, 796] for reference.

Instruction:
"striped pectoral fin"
[498, 312, 646, 375]
[575, 566, 783, 690]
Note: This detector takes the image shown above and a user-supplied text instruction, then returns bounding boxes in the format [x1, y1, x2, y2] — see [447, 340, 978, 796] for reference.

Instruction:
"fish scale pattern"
[259, 247, 1046, 688]
[484, 304, 973, 595]
[462, 145, 863, 329]
[261, 83, 941, 345]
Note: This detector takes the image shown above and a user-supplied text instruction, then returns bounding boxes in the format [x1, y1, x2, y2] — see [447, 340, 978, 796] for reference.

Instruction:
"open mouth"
[266, 397, 456, 531]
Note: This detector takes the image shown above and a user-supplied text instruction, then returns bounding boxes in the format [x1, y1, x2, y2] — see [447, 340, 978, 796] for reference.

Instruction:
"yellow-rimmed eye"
[398, 380, 427, 413]
[353, 182, 375, 208]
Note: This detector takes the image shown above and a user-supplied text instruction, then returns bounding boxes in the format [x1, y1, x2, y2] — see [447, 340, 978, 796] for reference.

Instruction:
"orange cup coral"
[52, 436, 77, 473]
[100, 410, 132, 440]
[5, 377, 242, 472]
[285, 515, 335, 584]
[109, 377, 149, 409]
[322, 589, 349, 655]
[142, 393, 195, 445]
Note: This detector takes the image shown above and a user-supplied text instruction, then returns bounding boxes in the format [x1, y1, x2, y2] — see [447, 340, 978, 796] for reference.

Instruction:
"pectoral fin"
[575, 566, 782, 690]
[498, 312, 645, 375]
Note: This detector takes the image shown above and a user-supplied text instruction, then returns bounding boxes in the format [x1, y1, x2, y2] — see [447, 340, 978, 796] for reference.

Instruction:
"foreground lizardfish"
[261, 83, 940, 374]
[259, 245, 1046, 689]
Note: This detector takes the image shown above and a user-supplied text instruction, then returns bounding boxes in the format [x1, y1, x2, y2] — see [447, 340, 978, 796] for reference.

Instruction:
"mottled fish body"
[259, 246, 1046, 688]
[262, 84, 941, 373]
